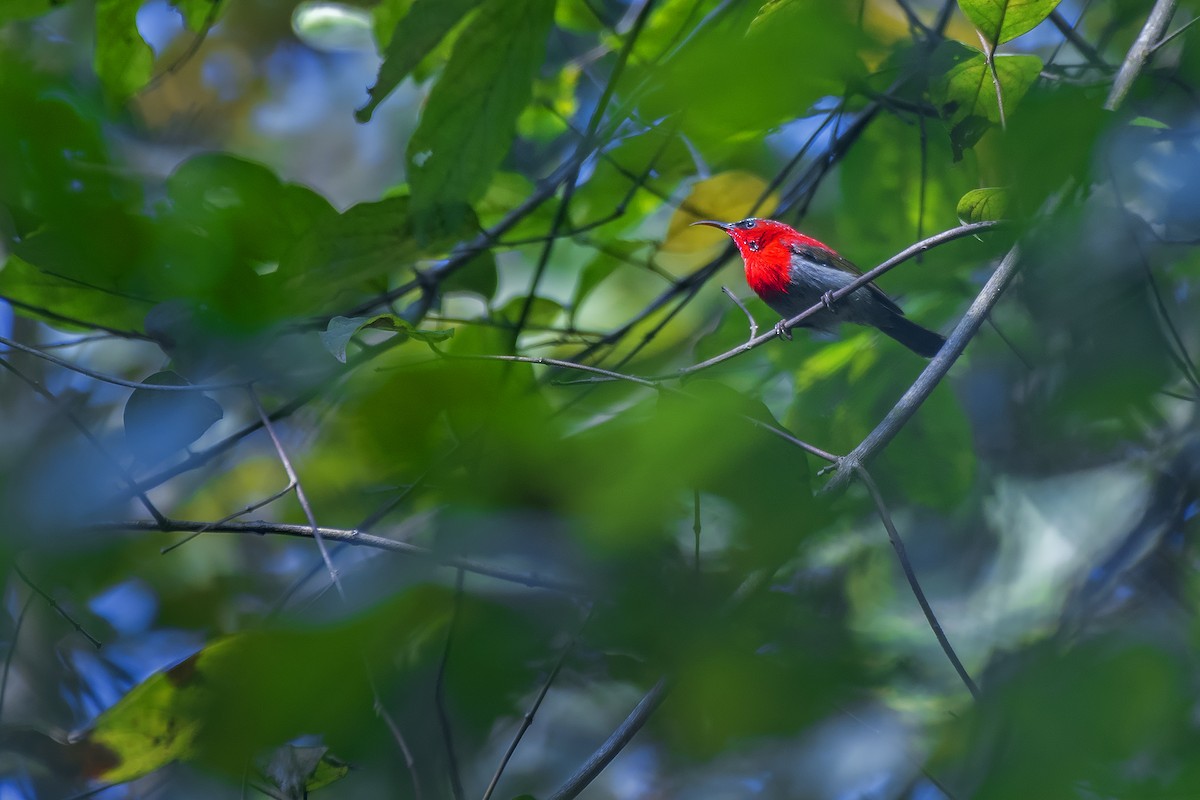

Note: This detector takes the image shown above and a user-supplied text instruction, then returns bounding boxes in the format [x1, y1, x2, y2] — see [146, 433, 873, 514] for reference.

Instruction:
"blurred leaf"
[153, 154, 337, 328]
[358, 0, 483, 120]
[169, 0, 226, 30]
[1129, 115, 1169, 129]
[661, 171, 780, 253]
[319, 313, 452, 362]
[839, 113, 973, 273]
[123, 371, 223, 464]
[571, 239, 646, 318]
[82, 587, 454, 782]
[880, 380, 975, 509]
[405, 0, 556, 239]
[94, 0, 154, 102]
[0, 0, 55, 23]
[950, 639, 1187, 799]
[259, 745, 349, 795]
[957, 187, 1011, 222]
[958, 0, 1061, 46]
[638, 1, 867, 148]
[0, 255, 151, 331]
[292, 1, 375, 52]
[517, 65, 580, 141]
[1000, 84, 1108, 213]
[497, 295, 563, 327]
[443, 250, 498, 299]
[280, 195, 478, 312]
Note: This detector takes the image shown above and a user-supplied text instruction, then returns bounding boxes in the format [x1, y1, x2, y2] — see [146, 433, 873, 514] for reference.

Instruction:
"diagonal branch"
[823, 241, 1023, 493]
[1106, 0, 1180, 110]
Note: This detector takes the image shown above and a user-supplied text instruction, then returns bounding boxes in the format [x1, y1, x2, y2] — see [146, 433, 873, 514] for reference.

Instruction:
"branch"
[92, 519, 587, 595]
[1106, 0, 1180, 110]
[823, 240, 1023, 492]
[547, 678, 669, 800]
[0, 334, 245, 392]
[855, 466, 980, 699]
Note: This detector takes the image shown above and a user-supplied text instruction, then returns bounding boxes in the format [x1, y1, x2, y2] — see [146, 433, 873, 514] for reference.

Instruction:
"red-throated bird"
[692, 218, 945, 357]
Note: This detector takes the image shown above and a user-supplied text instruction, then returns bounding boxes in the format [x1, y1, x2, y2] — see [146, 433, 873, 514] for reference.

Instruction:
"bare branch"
[435, 569, 465, 800]
[854, 466, 980, 699]
[1106, 0, 1180, 110]
[91, 519, 587, 595]
[721, 286, 758, 341]
[823, 240, 1023, 492]
[249, 387, 344, 601]
[547, 678, 669, 800]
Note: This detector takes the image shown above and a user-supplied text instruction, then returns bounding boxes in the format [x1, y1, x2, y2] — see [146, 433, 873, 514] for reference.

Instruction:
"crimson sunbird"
[692, 218, 945, 357]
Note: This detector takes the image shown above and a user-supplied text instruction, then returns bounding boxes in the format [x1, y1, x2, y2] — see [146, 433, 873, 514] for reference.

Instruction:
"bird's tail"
[876, 314, 945, 358]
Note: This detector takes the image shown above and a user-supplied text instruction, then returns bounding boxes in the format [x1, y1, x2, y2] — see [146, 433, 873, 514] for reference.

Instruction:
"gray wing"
[789, 242, 905, 315]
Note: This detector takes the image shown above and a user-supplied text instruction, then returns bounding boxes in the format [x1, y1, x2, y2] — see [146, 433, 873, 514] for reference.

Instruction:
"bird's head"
[690, 218, 839, 296]
[690, 217, 821, 260]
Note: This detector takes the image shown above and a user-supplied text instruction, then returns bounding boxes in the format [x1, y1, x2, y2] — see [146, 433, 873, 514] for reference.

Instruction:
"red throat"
[730, 222, 832, 301]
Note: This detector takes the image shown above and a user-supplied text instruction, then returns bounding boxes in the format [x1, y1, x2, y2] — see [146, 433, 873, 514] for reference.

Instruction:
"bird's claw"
[774, 320, 792, 340]
[821, 290, 838, 314]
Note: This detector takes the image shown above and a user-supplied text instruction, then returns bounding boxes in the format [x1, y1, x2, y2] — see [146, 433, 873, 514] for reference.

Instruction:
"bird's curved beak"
[689, 220, 732, 231]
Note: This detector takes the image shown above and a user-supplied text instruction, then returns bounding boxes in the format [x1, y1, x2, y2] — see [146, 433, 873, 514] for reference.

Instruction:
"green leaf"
[957, 187, 1011, 222]
[0, 254, 152, 332]
[931, 43, 1042, 156]
[1129, 115, 1169, 129]
[405, 0, 556, 240]
[958, 0, 1062, 46]
[320, 313, 452, 362]
[123, 371, 224, 464]
[638, 1, 867, 149]
[357, 0, 484, 122]
[280, 196, 477, 311]
[94, 0, 154, 102]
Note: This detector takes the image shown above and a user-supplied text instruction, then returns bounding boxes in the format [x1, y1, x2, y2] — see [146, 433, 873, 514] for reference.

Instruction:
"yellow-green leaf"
[94, 0, 154, 102]
[957, 187, 1011, 222]
[958, 0, 1062, 46]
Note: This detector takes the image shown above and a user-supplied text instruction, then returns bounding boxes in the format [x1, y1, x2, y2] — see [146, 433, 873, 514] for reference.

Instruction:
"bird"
[691, 218, 945, 357]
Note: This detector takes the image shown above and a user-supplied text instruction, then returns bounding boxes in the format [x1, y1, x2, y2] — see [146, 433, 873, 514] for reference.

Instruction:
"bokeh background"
[2, 0, 1200, 797]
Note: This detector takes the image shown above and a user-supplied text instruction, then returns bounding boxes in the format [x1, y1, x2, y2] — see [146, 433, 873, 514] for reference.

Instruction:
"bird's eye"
[740, 219, 756, 229]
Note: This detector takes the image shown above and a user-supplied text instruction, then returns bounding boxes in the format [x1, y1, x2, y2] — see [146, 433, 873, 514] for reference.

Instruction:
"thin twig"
[0, 592, 36, 720]
[435, 569, 466, 800]
[92, 519, 586, 595]
[160, 481, 297, 554]
[482, 604, 594, 800]
[13, 563, 101, 649]
[854, 466, 980, 699]
[721, 286, 758, 341]
[0, 357, 168, 527]
[248, 386, 345, 601]
[0, 334, 245, 392]
[1151, 14, 1200, 52]
[1047, 9, 1109, 69]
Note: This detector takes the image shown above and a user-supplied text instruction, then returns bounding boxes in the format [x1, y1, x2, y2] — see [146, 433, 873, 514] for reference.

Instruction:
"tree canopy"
[2, 0, 1200, 798]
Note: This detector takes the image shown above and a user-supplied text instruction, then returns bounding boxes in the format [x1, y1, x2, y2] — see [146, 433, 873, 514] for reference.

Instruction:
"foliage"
[1, 0, 1200, 798]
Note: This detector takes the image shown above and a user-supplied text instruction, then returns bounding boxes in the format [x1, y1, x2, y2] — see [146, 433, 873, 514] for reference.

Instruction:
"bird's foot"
[774, 320, 792, 340]
[821, 290, 839, 314]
